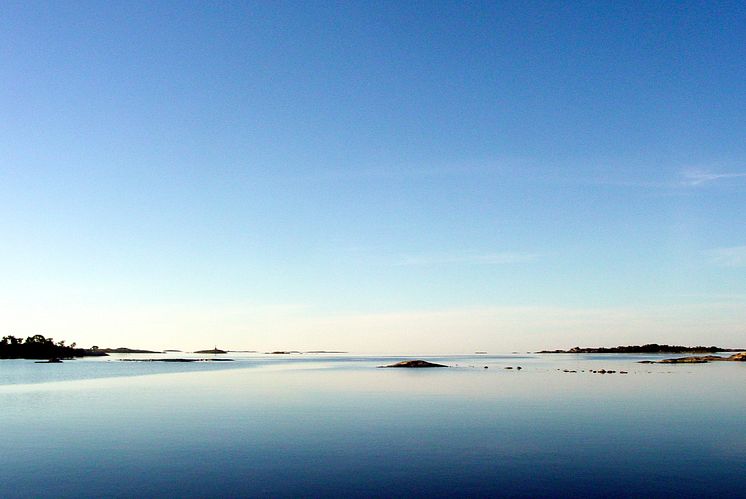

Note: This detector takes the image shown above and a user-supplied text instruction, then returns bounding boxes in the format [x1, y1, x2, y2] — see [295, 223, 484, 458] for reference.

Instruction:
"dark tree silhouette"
[0, 334, 108, 360]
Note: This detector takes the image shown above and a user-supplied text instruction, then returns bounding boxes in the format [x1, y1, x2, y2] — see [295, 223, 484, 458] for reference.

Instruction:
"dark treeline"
[0, 335, 108, 360]
[538, 344, 737, 354]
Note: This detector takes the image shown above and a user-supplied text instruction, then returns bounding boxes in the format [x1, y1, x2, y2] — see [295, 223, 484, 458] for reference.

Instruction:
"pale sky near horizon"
[2, 1, 745, 352]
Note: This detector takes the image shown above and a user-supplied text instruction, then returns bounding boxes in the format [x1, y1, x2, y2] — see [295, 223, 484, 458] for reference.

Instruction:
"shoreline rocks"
[653, 352, 746, 364]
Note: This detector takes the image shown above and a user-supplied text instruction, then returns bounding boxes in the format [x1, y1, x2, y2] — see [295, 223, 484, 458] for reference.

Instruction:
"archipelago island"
[537, 343, 743, 354]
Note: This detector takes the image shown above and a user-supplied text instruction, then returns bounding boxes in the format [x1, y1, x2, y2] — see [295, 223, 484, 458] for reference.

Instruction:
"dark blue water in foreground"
[1, 353, 745, 498]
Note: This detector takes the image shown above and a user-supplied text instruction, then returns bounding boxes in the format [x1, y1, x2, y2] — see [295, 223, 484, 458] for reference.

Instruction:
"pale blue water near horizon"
[2, 353, 745, 498]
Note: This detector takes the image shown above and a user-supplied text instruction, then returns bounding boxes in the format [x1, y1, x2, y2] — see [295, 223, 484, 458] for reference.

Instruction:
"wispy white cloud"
[681, 169, 746, 186]
[394, 251, 538, 266]
[706, 246, 746, 267]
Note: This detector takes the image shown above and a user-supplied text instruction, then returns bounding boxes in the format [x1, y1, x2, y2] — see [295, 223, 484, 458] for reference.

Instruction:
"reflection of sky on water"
[1, 356, 745, 497]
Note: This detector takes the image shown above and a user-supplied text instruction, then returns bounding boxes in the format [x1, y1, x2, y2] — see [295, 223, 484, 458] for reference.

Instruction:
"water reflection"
[1, 356, 744, 497]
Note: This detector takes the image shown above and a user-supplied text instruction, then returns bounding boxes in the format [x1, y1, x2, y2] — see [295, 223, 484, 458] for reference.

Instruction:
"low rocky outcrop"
[657, 352, 746, 364]
[660, 355, 724, 363]
[380, 360, 448, 368]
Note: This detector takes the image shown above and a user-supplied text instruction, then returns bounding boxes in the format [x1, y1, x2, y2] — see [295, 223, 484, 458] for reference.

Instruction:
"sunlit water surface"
[2, 353, 745, 497]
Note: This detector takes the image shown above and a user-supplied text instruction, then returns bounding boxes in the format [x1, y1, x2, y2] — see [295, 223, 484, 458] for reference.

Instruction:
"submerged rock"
[381, 360, 447, 368]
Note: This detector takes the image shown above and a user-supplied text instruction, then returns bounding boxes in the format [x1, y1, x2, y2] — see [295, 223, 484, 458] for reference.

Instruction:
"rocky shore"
[657, 352, 746, 364]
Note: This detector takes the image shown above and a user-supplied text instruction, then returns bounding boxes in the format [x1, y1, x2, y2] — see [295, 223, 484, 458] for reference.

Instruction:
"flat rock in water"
[660, 352, 746, 363]
[381, 360, 447, 368]
[660, 355, 724, 363]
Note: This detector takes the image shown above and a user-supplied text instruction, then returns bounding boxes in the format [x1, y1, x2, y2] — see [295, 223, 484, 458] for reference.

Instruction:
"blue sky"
[2, 1, 745, 352]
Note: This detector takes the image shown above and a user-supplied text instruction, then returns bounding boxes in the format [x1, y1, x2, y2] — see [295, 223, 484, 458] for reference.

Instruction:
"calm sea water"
[1, 353, 745, 498]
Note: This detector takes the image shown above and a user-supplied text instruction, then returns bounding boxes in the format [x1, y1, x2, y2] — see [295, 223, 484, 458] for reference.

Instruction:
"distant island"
[193, 348, 227, 354]
[1, 335, 107, 360]
[537, 344, 743, 354]
[100, 347, 161, 354]
[120, 358, 234, 363]
[306, 350, 347, 354]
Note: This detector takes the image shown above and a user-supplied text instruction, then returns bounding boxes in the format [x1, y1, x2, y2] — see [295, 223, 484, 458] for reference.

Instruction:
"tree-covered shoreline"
[0, 335, 108, 360]
[537, 343, 742, 354]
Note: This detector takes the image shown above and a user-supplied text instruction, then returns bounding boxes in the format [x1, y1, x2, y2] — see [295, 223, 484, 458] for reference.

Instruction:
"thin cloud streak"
[706, 246, 746, 267]
[681, 170, 746, 186]
[394, 251, 539, 266]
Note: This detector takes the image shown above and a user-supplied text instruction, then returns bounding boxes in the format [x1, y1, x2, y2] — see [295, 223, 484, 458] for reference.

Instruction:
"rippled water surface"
[1, 353, 745, 497]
